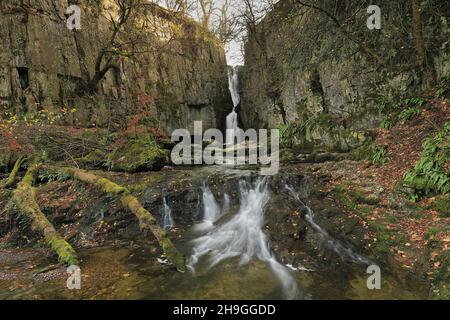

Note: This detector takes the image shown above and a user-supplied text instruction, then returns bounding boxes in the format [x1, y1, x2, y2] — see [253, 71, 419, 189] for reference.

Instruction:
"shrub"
[436, 76, 450, 99]
[403, 122, 450, 199]
[106, 135, 168, 173]
[398, 107, 421, 123]
[380, 118, 394, 129]
[371, 145, 389, 166]
[402, 97, 429, 107]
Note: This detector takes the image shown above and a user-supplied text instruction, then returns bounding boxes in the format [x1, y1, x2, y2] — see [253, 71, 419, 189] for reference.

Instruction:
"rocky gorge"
[0, 0, 449, 301]
[0, 0, 232, 133]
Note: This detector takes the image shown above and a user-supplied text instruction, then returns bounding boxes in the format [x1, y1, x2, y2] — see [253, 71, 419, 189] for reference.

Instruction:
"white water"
[162, 196, 174, 231]
[189, 179, 299, 300]
[228, 66, 240, 108]
[193, 184, 222, 232]
[226, 67, 240, 146]
[285, 184, 371, 265]
[222, 193, 230, 215]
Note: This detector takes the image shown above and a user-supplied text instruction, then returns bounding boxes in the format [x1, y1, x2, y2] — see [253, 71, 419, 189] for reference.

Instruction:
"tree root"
[11, 163, 79, 265]
[0, 156, 25, 189]
[67, 168, 187, 272]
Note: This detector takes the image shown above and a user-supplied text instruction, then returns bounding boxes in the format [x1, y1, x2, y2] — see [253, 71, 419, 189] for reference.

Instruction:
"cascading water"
[228, 66, 240, 107]
[285, 184, 371, 265]
[193, 184, 222, 232]
[189, 179, 299, 300]
[226, 66, 240, 146]
[162, 196, 174, 231]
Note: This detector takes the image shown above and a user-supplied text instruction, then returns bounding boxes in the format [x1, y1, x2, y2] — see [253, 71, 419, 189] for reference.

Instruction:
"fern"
[399, 107, 421, 123]
[380, 118, 393, 129]
[371, 145, 389, 166]
[436, 76, 450, 99]
[403, 122, 450, 199]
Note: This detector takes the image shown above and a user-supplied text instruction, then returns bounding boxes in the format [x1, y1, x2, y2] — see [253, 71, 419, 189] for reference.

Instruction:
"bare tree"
[198, 0, 214, 28]
[157, 0, 194, 14]
[74, 0, 182, 93]
[85, 0, 136, 93]
[289, 0, 440, 85]
[411, 0, 435, 85]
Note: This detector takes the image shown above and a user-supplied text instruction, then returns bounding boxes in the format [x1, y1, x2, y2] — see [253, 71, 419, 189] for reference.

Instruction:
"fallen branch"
[67, 168, 186, 272]
[0, 156, 25, 189]
[11, 163, 79, 265]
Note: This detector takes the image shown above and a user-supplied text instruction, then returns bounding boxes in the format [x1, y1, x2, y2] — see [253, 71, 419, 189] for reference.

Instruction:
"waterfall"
[228, 66, 240, 108]
[226, 66, 240, 146]
[189, 179, 299, 300]
[162, 196, 174, 231]
[193, 184, 222, 232]
[285, 184, 372, 265]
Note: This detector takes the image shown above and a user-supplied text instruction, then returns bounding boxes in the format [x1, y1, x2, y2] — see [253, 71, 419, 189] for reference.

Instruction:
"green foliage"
[280, 97, 339, 146]
[371, 145, 389, 166]
[0, 155, 6, 173]
[434, 250, 450, 294]
[376, 94, 429, 129]
[433, 195, 450, 218]
[403, 122, 450, 199]
[88, 0, 103, 7]
[368, 221, 397, 254]
[278, 101, 310, 148]
[278, 123, 294, 148]
[38, 168, 71, 183]
[376, 95, 392, 113]
[402, 97, 429, 107]
[2, 108, 76, 127]
[436, 76, 450, 99]
[398, 107, 421, 122]
[376, 93, 428, 112]
[379, 118, 393, 129]
[107, 135, 167, 173]
[48, 236, 79, 266]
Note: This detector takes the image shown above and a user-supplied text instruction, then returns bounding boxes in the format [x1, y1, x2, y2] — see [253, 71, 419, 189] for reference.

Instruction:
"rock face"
[0, 0, 232, 133]
[240, 0, 450, 151]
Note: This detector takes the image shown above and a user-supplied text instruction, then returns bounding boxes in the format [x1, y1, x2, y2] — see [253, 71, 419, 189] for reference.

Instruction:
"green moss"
[13, 164, 79, 266]
[0, 155, 6, 173]
[433, 250, 450, 300]
[98, 177, 128, 195]
[368, 221, 395, 254]
[162, 239, 187, 273]
[107, 136, 168, 173]
[0, 156, 24, 189]
[333, 184, 357, 210]
[433, 195, 450, 218]
[342, 217, 359, 235]
[48, 236, 79, 265]
[79, 149, 107, 167]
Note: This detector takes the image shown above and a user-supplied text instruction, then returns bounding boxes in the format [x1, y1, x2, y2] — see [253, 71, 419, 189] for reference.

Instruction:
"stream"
[0, 166, 429, 300]
[0, 66, 429, 301]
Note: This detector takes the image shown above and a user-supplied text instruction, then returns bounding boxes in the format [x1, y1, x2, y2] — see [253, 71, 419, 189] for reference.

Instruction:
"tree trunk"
[11, 163, 79, 265]
[411, 0, 435, 86]
[68, 168, 187, 272]
[0, 156, 25, 189]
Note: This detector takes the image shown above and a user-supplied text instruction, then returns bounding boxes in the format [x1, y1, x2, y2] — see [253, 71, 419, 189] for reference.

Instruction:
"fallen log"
[67, 168, 186, 272]
[11, 163, 79, 265]
[0, 156, 25, 189]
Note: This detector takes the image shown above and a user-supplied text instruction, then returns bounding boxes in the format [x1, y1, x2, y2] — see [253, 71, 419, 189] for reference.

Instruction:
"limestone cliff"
[240, 0, 449, 152]
[0, 0, 232, 133]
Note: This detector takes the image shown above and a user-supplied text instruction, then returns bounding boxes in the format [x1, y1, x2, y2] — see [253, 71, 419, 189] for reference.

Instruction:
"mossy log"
[68, 168, 186, 272]
[11, 163, 79, 265]
[0, 156, 25, 189]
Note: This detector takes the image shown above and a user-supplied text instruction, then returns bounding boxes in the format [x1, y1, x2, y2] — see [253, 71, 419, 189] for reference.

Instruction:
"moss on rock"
[107, 136, 168, 173]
